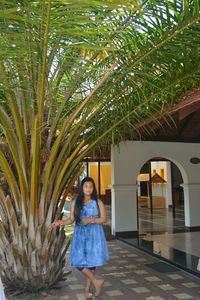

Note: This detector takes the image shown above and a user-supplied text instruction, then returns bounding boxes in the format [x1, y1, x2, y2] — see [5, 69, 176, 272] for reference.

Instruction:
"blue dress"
[69, 199, 109, 268]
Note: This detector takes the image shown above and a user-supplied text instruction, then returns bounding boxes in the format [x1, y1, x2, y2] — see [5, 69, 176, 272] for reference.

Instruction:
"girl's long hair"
[74, 176, 100, 224]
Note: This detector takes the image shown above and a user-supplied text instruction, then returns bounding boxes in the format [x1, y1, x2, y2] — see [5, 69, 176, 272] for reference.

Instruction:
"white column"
[166, 161, 172, 208]
[111, 183, 138, 237]
[181, 183, 200, 227]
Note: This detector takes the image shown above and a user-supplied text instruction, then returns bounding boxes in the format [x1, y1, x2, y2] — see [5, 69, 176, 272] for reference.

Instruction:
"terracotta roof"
[137, 87, 200, 142]
[86, 87, 200, 159]
[168, 88, 200, 120]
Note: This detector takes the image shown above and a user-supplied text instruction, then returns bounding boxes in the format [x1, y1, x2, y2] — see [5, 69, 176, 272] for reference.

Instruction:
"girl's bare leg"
[85, 269, 95, 293]
[81, 268, 104, 297]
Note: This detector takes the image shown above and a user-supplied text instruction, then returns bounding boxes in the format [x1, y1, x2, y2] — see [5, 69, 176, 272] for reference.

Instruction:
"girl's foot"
[85, 287, 93, 299]
[85, 291, 94, 299]
[94, 278, 104, 296]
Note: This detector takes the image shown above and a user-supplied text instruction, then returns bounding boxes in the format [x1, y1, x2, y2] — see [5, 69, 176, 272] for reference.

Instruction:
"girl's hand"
[82, 217, 96, 224]
[81, 218, 90, 224]
[51, 220, 63, 227]
[90, 217, 96, 223]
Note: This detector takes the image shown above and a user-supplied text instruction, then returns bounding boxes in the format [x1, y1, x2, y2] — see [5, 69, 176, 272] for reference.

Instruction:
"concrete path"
[6, 239, 200, 300]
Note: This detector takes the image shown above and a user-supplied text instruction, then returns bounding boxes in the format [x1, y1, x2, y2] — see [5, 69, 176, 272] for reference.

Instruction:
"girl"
[0, 276, 6, 300]
[52, 177, 109, 299]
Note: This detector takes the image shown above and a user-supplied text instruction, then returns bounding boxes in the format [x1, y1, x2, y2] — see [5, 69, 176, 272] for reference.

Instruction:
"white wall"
[111, 140, 200, 235]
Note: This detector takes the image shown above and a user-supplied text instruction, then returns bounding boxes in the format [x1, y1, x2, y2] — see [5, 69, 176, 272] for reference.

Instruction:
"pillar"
[111, 183, 138, 238]
[166, 161, 173, 208]
[181, 183, 200, 228]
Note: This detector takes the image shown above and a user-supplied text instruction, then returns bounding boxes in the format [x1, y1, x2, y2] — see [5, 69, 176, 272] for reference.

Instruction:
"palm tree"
[0, 0, 200, 292]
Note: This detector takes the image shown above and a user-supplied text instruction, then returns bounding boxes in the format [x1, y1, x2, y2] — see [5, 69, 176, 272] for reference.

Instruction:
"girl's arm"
[52, 200, 75, 227]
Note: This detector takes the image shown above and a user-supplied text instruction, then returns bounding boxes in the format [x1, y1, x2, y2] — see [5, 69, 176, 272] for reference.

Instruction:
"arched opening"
[137, 157, 186, 237]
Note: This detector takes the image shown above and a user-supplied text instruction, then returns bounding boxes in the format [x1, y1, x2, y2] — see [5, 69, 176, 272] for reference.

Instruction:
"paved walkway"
[6, 239, 200, 300]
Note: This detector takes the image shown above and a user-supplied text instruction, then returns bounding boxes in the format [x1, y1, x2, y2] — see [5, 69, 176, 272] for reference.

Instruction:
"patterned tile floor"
[6, 239, 200, 300]
[138, 207, 185, 235]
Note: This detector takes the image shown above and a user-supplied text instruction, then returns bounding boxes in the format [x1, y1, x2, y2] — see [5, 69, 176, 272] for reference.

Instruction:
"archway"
[136, 157, 186, 237]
